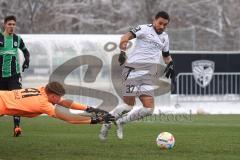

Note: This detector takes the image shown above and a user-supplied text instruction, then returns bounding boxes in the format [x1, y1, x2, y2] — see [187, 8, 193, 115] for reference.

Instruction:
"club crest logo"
[14, 42, 18, 47]
[192, 60, 215, 88]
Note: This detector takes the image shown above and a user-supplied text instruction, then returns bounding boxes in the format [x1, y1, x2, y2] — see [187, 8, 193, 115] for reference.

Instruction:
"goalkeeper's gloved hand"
[164, 61, 174, 79]
[86, 107, 115, 124]
[118, 50, 126, 66]
[85, 106, 108, 115]
[102, 113, 115, 123]
[90, 113, 115, 124]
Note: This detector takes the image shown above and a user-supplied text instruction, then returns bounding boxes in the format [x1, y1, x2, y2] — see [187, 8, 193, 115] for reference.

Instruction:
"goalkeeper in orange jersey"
[0, 81, 115, 126]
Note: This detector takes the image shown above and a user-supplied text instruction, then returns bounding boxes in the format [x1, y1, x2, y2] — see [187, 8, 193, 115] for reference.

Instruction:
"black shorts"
[0, 74, 22, 90]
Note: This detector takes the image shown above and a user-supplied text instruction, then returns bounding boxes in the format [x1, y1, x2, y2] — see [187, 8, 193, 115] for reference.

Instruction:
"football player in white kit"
[99, 11, 174, 140]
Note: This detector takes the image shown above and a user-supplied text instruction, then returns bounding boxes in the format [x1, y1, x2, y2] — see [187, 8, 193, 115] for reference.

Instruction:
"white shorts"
[122, 66, 155, 97]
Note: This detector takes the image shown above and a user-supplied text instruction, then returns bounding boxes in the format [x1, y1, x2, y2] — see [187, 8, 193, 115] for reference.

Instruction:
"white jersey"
[126, 24, 169, 65]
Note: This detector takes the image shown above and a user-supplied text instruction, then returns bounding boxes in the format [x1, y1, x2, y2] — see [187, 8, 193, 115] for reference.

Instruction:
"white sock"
[110, 103, 132, 119]
[118, 107, 153, 124]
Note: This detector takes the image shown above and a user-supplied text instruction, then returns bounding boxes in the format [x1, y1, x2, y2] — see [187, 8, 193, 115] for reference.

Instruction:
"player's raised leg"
[99, 102, 132, 141]
[116, 95, 154, 139]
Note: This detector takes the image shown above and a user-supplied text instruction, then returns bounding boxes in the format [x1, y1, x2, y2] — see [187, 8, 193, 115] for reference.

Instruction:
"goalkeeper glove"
[85, 106, 108, 114]
[164, 61, 174, 79]
[90, 113, 115, 124]
[118, 50, 126, 66]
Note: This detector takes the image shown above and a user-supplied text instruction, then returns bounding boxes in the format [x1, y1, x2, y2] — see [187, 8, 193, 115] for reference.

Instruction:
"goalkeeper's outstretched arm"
[57, 98, 110, 115]
[58, 98, 88, 110]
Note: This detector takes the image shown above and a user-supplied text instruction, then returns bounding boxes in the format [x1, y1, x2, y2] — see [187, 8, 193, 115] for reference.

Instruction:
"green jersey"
[0, 32, 28, 78]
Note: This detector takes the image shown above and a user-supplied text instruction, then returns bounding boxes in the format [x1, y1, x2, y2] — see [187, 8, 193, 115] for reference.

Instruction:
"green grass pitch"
[0, 115, 240, 160]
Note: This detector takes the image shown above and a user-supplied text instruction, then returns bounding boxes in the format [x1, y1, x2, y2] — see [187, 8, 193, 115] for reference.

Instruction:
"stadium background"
[1, 0, 239, 113]
[1, 0, 240, 51]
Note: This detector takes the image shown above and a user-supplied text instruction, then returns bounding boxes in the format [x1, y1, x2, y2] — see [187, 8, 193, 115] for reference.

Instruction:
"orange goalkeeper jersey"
[0, 87, 56, 117]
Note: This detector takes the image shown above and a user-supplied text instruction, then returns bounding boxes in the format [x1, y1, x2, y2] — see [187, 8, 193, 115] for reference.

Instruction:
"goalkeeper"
[0, 81, 114, 124]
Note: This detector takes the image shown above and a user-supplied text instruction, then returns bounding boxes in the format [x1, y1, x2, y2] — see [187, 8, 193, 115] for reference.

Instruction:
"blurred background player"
[0, 81, 115, 125]
[0, 15, 30, 136]
[99, 11, 174, 140]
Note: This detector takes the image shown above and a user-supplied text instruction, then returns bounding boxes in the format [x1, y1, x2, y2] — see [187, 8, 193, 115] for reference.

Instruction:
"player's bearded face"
[4, 20, 16, 35]
[153, 17, 169, 34]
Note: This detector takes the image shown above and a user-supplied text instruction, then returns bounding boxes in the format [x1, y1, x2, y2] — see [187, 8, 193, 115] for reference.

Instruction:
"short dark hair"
[155, 11, 170, 21]
[4, 15, 16, 24]
[45, 81, 65, 96]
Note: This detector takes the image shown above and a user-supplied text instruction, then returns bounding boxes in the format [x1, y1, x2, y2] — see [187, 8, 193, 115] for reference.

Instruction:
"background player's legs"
[0, 79, 8, 90]
[12, 116, 21, 129]
[13, 116, 22, 136]
[0, 77, 22, 136]
[8, 75, 22, 137]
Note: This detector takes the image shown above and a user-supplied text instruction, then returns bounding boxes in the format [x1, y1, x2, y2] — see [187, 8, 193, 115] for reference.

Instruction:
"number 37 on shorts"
[126, 85, 135, 93]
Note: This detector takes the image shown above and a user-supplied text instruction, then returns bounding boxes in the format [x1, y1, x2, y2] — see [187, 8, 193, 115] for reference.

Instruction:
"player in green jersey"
[0, 15, 30, 137]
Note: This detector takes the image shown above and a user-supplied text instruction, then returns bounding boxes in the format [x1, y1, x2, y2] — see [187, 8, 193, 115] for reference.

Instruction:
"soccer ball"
[156, 132, 175, 149]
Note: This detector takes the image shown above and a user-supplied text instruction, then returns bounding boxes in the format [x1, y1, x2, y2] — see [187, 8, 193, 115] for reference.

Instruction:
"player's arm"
[162, 51, 174, 79]
[57, 98, 108, 114]
[58, 98, 87, 110]
[19, 38, 30, 72]
[162, 34, 174, 79]
[162, 51, 172, 64]
[118, 32, 135, 66]
[53, 105, 115, 124]
[120, 32, 135, 51]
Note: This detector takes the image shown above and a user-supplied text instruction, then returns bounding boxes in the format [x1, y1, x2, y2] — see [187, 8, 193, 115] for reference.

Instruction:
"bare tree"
[0, 0, 240, 50]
